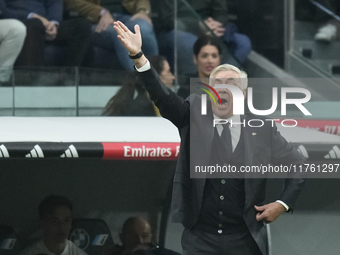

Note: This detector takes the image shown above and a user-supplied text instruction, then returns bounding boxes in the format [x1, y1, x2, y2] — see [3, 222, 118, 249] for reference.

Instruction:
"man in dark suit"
[113, 21, 305, 255]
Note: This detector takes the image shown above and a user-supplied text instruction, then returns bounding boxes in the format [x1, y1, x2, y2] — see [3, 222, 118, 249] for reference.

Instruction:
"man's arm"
[113, 21, 190, 128]
[255, 123, 306, 223]
[64, 0, 103, 22]
[270, 124, 306, 210]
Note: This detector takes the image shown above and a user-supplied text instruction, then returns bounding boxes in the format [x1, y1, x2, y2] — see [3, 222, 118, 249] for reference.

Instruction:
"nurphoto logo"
[198, 82, 312, 128]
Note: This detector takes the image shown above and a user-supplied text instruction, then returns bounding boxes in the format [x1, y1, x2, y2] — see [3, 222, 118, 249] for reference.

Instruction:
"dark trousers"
[182, 227, 263, 255]
[16, 18, 92, 66]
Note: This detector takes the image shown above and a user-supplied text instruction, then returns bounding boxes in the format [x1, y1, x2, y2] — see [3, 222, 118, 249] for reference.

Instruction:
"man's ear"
[193, 55, 197, 65]
[243, 89, 247, 99]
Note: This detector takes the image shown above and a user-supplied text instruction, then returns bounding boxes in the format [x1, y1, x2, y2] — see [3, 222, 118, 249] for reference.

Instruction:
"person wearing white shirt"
[20, 195, 87, 255]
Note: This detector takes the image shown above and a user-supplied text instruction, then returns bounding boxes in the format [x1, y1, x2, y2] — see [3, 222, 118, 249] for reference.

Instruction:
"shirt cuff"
[135, 60, 151, 72]
[28, 13, 34, 19]
[50, 20, 59, 26]
[276, 200, 289, 211]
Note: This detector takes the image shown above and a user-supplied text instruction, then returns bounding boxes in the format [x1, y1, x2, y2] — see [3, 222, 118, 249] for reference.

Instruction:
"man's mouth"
[218, 98, 228, 106]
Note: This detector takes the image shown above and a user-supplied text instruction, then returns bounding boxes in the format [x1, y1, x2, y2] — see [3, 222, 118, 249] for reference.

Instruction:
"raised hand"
[113, 21, 142, 55]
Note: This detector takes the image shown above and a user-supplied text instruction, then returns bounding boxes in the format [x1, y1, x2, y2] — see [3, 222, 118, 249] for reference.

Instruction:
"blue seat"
[69, 219, 114, 255]
[0, 225, 21, 255]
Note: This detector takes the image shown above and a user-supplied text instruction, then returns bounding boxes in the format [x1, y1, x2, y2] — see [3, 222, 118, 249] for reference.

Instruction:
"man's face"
[210, 70, 246, 119]
[122, 219, 152, 248]
[159, 60, 175, 89]
[41, 206, 72, 243]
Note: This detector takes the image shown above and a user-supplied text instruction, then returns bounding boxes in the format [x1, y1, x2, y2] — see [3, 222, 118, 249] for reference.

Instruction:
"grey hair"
[209, 64, 248, 90]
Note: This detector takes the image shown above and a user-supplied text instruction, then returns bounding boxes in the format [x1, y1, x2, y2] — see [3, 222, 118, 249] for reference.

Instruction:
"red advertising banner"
[102, 143, 181, 160]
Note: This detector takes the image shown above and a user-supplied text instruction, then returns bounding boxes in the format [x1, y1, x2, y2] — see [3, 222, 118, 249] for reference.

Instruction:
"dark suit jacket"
[138, 67, 305, 255]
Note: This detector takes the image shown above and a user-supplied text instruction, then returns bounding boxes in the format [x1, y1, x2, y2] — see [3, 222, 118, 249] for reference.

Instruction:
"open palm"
[113, 21, 142, 55]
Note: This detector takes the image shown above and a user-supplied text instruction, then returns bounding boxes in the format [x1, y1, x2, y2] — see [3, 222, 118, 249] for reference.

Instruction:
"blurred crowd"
[1, 0, 339, 114]
[0, 0, 253, 83]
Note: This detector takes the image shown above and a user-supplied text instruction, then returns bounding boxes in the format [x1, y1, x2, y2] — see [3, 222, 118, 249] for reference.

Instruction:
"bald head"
[121, 217, 152, 248]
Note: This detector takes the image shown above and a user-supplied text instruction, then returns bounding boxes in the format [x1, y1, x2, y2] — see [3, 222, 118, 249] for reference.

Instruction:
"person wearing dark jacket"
[1, 0, 92, 66]
[113, 21, 306, 255]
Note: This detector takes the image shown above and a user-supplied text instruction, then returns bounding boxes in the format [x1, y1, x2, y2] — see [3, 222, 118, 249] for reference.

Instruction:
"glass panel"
[0, 67, 14, 116]
[293, 0, 340, 78]
[12, 67, 77, 116]
[78, 68, 128, 116]
[172, 0, 244, 98]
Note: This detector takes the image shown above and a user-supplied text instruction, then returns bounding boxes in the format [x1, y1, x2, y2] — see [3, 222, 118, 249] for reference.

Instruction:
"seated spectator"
[158, 0, 252, 76]
[313, 0, 340, 42]
[20, 195, 87, 255]
[177, 35, 221, 99]
[1, 0, 92, 67]
[148, 55, 174, 90]
[112, 216, 180, 255]
[0, 18, 26, 83]
[192, 35, 222, 79]
[102, 55, 174, 116]
[102, 72, 158, 116]
[64, 0, 158, 71]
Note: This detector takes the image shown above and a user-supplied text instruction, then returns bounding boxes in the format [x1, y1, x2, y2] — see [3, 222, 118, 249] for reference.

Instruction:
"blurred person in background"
[20, 195, 87, 255]
[1, 0, 92, 66]
[0, 17, 26, 83]
[111, 216, 180, 255]
[102, 55, 174, 116]
[64, 0, 158, 71]
[178, 35, 221, 99]
[158, 0, 251, 75]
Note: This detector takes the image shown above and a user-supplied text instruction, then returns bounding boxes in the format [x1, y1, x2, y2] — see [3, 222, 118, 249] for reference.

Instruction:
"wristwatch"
[129, 51, 144, 59]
